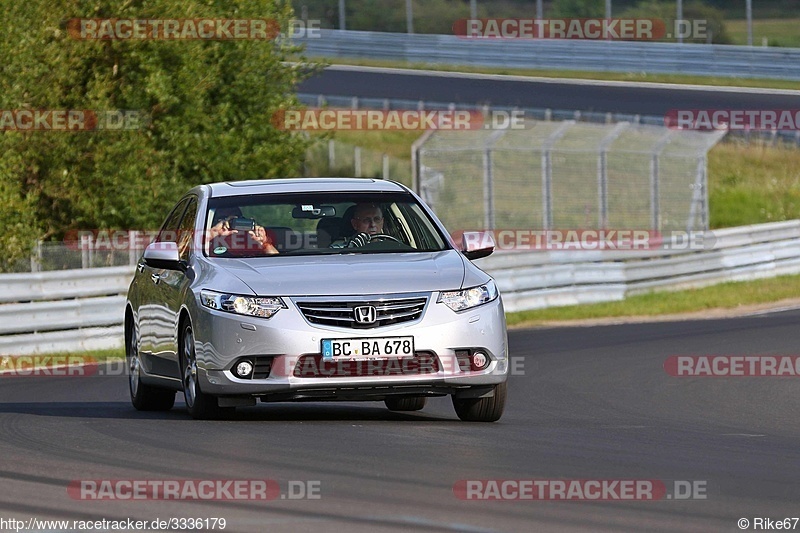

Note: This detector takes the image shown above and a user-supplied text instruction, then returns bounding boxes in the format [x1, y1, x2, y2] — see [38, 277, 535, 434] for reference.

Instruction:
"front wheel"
[452, 382, 507, 422]
[127, 319, 175, 411]
[181, 323, 231, 420]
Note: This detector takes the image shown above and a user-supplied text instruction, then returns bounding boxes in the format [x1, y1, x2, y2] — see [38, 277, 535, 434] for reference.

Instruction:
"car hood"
[215, 251, 470, 296]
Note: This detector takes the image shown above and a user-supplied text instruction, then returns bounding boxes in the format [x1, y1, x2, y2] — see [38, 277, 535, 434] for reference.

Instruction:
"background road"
[298, 65, 800, 117]
[2, 312, 800, 532]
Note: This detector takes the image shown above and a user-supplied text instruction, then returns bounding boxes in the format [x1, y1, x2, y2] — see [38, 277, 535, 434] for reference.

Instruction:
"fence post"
[328, 139, 335, 172]
[382, 154, 389, 180]
[129, 230, 139, 266]
[30, 240, 42, 272]
[650, 129, 676, 231]
[597, 122, 629, 229]
[411, 130, 434, 194]
[483, 129, 508, 230]
[354, 146, 362, 177]
[81, 233, 92, 269]
[541, 121, 574, 230]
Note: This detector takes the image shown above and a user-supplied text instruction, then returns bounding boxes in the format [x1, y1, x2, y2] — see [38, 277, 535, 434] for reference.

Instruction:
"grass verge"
[727, 19, 800, 48]
[505, 273, 800, 327]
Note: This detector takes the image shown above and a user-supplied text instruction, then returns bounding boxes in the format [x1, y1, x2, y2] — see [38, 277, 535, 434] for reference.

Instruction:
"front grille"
[295, 296, 427, 329]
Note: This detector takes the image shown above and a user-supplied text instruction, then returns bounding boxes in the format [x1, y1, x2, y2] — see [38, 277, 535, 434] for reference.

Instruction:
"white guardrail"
[2, 220, 800, 355]
[296, 30, 800, 81]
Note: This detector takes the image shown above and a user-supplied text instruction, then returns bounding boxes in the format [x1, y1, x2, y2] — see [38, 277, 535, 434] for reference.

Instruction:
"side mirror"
[143, 241, 186, 271]
[461, 231, 495, 260]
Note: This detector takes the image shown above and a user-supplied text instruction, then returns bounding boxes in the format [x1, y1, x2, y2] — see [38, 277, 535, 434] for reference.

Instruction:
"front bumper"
[192, 292, 508, 399]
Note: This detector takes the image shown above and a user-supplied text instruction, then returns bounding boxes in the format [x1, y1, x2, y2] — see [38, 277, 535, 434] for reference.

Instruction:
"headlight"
[200, 290, 285, 319]
[438, 280, 499, 312]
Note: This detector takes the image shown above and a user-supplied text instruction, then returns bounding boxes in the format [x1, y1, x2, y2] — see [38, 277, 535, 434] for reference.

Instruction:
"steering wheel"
[369, 234, 403, 244]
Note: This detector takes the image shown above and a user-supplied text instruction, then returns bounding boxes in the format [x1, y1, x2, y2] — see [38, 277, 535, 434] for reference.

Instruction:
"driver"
[348, 203, 384, 247]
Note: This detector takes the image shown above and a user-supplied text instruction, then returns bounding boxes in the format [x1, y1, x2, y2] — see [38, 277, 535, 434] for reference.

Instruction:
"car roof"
[206, 178, 408, 197]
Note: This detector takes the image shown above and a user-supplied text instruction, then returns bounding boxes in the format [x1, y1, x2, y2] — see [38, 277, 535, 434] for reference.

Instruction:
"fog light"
[234, 360, 254, 378]
[471, 351, 489, 370]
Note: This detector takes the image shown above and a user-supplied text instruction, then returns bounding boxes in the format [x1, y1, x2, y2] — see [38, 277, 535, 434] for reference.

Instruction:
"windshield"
[204, 192, 450, 258]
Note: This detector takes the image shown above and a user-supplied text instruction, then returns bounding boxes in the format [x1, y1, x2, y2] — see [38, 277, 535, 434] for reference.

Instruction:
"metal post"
[605, 0, 612, 19]
[339, 0, 346, 30]
[677, 0, 683, 44]
[81, 234, 91, 269]
[650, 155, 660, 230]
[597, 122, 629, 229]
[702, 156, 709, 231]
[540, 121, 574, 230]
[382, 154, 389, 180]
[129, 230, 138, 266]
[328, 139, 335, 171]
[470, 0, 477, 20]
[650, 129, 676, 231]
[411, 130, 434, 194]
[483, 148, 493, 230]
[483, 129, 508, 230]
[354, 146, 362, 177]
[406, 0, 414, 34]
[30, 240, 42, 272]
[746, 0, 753, 46]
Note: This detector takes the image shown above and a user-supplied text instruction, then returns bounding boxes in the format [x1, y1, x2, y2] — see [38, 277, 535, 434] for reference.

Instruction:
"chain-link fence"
[303, 138, 412, 186]
[414, 120, 726, 233]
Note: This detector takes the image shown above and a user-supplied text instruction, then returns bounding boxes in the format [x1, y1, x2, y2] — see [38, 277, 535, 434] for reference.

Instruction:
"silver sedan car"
[125, 178, 508, 421]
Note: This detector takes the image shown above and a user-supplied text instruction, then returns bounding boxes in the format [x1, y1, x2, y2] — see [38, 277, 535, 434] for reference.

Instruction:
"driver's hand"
[348, 232, 371, 248]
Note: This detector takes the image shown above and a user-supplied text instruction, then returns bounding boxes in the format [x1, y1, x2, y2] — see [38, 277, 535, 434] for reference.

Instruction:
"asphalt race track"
[298, 65, 800, 117]
[2, 311, 800, 532]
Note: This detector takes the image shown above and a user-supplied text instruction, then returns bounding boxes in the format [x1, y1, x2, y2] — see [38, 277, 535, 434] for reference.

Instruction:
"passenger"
[209, 207, 278, 254]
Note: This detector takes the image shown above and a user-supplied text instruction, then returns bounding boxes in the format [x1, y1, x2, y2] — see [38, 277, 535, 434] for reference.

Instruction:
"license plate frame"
[321, 336, 415, 359]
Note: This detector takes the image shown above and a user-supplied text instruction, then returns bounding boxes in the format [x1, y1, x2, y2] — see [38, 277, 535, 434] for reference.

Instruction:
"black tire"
[181, 323, 232, 420]
[127, 319, 175, 411]
[385, 396, 427, 411]
[452, 382, 507, 422]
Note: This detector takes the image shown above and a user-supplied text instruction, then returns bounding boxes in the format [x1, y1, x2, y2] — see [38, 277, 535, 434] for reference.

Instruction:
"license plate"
[321, 336, 415, 359]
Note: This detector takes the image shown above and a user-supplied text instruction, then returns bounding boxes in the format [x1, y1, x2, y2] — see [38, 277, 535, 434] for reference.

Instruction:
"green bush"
[0, 0, 314, 271]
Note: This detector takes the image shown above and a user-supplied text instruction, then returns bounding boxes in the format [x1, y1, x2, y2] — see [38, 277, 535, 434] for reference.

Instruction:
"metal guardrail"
[478, 220, 800, 312]
[3, 220, 800, 354]
[296, 30, 800, 81]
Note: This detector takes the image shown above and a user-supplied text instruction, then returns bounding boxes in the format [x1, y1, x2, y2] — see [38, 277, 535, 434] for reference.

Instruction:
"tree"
[0, 0, 313, 270]
[551, 0, 606, 18]
[618, 0, 732, 44]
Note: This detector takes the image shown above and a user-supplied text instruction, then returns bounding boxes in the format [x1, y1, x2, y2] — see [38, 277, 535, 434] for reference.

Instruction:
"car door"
[151, 196, 198, 379]
[137, 197, 189, 376]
